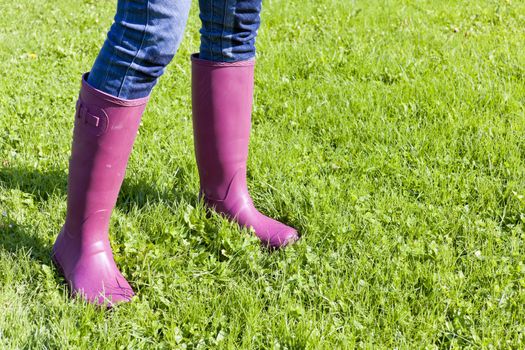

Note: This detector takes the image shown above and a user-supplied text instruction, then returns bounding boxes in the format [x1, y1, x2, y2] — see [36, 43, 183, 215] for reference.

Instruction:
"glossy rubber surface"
[52, 74, 148, 306]
[191, 54, 299, 249]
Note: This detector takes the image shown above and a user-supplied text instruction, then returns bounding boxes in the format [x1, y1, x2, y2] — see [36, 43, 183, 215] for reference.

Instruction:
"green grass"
[1, 0, 524, 348]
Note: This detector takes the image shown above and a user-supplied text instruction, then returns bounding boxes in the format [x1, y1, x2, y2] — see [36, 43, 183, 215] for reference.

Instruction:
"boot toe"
[267, 226, 300, 249]
[73, 276, 135, 307]
[53, 243, 135, 307]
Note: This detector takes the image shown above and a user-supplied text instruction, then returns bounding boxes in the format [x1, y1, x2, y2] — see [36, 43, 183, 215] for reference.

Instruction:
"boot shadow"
[0, 219, 53, 265]
[0, 165, 197, 209]
[0, 165, 198, 262]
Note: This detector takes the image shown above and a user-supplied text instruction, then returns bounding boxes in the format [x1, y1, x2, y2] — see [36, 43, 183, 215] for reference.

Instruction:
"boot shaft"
[65, 74, 149, 238]
[191, 54, 255, 200]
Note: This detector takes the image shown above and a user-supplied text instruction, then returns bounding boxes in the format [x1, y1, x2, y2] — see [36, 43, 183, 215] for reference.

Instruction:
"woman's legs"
[88, 0, 191, 99]
[55, 0, 296, 305]
[192, 0, 299, 248]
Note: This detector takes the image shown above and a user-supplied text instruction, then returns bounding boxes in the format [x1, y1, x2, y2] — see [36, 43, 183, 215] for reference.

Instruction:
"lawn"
[1, 0, 524, 348]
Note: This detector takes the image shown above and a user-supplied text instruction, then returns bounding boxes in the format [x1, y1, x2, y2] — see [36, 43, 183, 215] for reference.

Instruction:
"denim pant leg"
[198, 0, 262, 62]
[86, 0, 261, 99]
[87, 0, 191, 99]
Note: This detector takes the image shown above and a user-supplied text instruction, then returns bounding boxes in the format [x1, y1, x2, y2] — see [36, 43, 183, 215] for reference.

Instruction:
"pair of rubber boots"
[52, 55, 299, 306]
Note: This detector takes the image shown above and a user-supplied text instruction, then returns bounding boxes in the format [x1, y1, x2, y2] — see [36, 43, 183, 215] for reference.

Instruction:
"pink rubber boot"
[191, 54, 299, 249]
[52, 74, 149, 306]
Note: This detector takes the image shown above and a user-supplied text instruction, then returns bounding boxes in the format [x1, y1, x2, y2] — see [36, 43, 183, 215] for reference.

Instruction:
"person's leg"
[198, 0, 261, 62]
[88, 0, 191, 99]
[52, 79, 149, 306]
[53, 0, 191, 306]
[191, 0, 299, 248]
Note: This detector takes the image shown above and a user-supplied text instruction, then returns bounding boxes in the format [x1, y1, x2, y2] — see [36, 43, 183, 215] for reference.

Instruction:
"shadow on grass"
[0, 164, 300, 268]
[0, 165, 198, 208]
[0, 219, 53, 265]
[0, 165, 199, 262]
[0, 219, 67, 289]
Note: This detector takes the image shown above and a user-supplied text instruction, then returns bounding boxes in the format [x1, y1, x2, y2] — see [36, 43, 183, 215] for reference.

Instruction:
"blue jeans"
[87, 0, 262, 99]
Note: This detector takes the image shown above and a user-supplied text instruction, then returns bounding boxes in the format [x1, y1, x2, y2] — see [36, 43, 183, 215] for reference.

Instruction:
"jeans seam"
[209, 0, 214, 60]
[220, 1, 228, 61]
[100, 1, 129, 93]
[117, 0, 150, 97]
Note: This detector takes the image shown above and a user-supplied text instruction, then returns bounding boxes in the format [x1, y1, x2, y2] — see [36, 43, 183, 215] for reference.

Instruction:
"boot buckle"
[75, 101, 109, 135]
